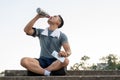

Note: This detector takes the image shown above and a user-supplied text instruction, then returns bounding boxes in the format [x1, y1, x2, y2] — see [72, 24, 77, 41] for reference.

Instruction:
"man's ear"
[56, 21, 61, 27]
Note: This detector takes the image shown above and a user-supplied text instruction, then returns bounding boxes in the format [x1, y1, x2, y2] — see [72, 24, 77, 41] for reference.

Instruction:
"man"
[20, 13, 71, 76]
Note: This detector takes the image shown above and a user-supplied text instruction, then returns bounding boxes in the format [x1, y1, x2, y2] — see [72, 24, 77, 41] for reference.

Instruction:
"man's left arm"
[59, 42, 71, 57]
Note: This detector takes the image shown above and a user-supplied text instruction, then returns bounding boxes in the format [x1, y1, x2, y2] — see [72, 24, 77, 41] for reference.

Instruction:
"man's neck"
[48, 25, 58, 31]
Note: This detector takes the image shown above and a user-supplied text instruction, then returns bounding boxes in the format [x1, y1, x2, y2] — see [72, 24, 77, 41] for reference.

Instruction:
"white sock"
[44, 70, 51, 76]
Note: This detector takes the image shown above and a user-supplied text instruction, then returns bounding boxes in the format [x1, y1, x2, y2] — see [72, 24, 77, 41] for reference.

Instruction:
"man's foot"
[44, 70, 51, 76]
[50, 67, 66, 76]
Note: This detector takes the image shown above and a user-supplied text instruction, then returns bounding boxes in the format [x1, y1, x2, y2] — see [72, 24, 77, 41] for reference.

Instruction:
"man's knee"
[20, 57, 29, 68]
[62, 58, 69, 67]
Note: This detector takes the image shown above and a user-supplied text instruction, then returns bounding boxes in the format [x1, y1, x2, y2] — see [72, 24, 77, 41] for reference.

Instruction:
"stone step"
[67, 70, 120, 75]
[1, 75, 120, 80]
[4, 70, 120, 76]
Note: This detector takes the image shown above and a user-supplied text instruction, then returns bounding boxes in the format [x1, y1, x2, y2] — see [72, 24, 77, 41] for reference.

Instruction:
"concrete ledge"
[4, 70, 120, 76]
[2, 70, 120, 80]
[1, 75, 120, 80]
[67, 70, 120, 75]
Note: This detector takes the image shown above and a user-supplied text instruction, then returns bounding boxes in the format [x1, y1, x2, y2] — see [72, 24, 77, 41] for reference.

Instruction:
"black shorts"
[37, 57, 57, 68]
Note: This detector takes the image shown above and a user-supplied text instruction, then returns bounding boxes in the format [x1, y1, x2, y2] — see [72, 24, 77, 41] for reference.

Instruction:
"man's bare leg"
[20, 57, 45, 75]
[45, 58, 69, 71]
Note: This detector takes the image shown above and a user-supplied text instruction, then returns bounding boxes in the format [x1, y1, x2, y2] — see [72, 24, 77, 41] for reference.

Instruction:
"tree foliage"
[99, 54, 120, 70]
[70, 55, 90, 70]
[70, 54, 120, 70]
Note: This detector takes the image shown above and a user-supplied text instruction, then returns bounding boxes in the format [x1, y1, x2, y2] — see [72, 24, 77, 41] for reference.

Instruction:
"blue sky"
[0, 0, 120, 72]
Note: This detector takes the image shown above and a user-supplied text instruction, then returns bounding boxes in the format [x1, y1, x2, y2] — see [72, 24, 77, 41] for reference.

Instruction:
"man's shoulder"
[60, 31, 67, 37]
[35, 28, 45, 34]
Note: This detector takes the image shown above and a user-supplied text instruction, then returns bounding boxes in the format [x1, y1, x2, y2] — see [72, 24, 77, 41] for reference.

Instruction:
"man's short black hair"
[58, 15, 64, 28]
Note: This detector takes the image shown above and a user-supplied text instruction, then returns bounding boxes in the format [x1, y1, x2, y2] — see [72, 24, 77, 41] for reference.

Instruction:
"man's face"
[48, 15, 61, 26]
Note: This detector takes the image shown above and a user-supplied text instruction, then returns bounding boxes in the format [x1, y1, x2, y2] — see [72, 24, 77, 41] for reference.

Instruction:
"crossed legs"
[20, 57, 69, 75]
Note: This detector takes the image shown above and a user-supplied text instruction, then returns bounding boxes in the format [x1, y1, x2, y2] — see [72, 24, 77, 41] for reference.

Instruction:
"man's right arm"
[24, 14, 43, 35]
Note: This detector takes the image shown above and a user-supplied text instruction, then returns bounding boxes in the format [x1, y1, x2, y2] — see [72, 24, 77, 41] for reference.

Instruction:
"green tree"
[70, 55, 90, 70]
[70, 54, 120, 70]
[100, 54, 120, 70]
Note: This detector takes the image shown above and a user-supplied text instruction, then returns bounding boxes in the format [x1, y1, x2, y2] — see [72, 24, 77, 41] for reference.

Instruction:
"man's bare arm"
[59, 42, 72, 57]
[24, 14, 43, 35]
